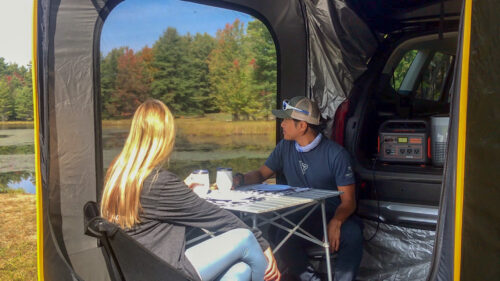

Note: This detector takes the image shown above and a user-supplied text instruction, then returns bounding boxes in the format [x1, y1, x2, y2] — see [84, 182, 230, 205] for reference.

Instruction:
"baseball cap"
[272, 96, 321, 125]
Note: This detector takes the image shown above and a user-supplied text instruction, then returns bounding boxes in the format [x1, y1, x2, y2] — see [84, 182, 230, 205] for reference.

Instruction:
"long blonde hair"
[100, 99, 175, 228]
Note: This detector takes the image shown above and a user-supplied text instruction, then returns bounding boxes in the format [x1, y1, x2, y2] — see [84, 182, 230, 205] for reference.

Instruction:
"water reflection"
[8, 176, 36, 194]
[0, 171, 35, 194]
[102, 126, 274, 179]
[1, 123, 274, 193]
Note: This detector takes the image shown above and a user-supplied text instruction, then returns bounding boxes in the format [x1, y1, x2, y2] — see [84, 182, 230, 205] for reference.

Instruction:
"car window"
[414, 52, 454, 101]
[391, 49, 418, 92]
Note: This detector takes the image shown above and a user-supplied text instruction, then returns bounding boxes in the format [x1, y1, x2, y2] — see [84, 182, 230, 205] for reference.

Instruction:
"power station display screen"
[398, 137, 408, 143]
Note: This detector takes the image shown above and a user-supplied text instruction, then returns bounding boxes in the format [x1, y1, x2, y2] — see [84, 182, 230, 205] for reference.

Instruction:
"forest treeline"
[101, 19, 277, 120]
[0, 58, 33, 121]
[0, 18, 276, 122]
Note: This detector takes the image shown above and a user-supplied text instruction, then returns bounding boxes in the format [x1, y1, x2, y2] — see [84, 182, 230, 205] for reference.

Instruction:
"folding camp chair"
[83, 201, 193, 281]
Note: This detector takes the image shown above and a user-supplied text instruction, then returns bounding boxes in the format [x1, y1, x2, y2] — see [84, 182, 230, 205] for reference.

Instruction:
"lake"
[0, 121, 275, 194]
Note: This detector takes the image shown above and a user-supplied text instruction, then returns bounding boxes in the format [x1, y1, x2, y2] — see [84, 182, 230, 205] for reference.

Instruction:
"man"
[233, 96, 363, 281]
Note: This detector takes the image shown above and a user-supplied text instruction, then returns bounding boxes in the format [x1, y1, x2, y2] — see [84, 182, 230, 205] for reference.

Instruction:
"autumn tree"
[138, 46, 155, 88]
[105, 48, 151, 118]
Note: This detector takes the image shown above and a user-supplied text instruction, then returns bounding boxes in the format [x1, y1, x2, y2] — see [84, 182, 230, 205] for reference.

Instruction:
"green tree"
[0, 58, 33, 121]
[392, 49, 418, 91]
[247, 19, 277, 119]
[184, 33, 217, 114]
[151, 27, 190, 114]
[100, 47, 126, 119]
[208, 19, 260, 120]
[14, 86, 33, 120]
[0, 79, 14, 121]
[23, 63, 32, 89]
[0, 57, 8, 76]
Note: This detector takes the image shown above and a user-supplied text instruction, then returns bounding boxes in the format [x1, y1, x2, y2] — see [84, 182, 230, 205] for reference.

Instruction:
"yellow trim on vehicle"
[454, 0, 472, 280]
[32, 0, 44, 280]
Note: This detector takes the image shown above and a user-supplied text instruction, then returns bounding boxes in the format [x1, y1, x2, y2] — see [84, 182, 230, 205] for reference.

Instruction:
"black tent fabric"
[426, 1, 467, 279]
[429, 1, 500, 280]
[346, 0, 461, 34]
[459, 0, 500, 279]
[305, 0, 377, 121]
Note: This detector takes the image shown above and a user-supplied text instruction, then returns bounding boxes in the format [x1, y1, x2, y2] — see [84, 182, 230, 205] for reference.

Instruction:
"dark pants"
[274, 207, 363, 281]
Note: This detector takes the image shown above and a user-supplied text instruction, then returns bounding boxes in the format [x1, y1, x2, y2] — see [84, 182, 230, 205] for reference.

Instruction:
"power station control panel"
[378, 120, 429, 164]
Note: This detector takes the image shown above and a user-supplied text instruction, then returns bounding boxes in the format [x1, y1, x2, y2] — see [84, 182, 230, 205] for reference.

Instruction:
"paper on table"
[246, 184, 294, 192]
[206, 191, 254, 202]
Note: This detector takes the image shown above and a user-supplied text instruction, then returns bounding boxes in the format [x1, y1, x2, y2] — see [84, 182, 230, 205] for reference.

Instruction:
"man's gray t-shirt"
[265, 137, 355, 207]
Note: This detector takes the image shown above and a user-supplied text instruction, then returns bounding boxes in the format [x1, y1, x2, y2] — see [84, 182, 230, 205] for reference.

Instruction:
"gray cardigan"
[125, 169, 269, 280]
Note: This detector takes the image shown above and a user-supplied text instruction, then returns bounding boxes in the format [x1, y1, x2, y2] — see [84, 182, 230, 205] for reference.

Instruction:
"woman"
[100, 99, 280, 281]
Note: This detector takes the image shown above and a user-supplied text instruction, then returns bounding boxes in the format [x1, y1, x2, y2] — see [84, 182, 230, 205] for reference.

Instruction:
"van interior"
[341, 31, 458, 279]
[351, 32, 457, 223]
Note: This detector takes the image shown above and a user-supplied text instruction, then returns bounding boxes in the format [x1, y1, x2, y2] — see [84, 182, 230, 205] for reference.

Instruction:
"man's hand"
[326, 184, 356, 252]
[327, 219, 342, 253]
[233, 166, 275, 188]
[232, 173, 245, 188]
[263, 247, 281, 281]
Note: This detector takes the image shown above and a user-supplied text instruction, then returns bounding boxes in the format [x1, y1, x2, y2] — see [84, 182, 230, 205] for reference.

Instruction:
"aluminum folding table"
[196, 188, 341, 281]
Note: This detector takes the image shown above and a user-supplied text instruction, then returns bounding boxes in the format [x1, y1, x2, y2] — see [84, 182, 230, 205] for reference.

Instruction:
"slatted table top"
[220, 188, 342, 214]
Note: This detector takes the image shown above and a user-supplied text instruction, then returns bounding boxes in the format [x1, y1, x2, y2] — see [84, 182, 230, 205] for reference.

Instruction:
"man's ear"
[300, 121, 308, 133]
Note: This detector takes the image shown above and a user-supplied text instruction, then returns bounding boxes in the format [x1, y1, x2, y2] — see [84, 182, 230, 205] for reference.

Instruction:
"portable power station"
[378, 120, 430, 164]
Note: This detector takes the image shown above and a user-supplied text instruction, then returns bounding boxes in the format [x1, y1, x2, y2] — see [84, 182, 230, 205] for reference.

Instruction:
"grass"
[0, 121, 33, 126]
[0, 193, 37, 281]
[101, 113, 275, 137]
[0, 145, 35, 155]
[101, 119, 132, 127]
[2, 114, 276, 138]
[176, 118, 275, 137]
[0, 188, 26, 194]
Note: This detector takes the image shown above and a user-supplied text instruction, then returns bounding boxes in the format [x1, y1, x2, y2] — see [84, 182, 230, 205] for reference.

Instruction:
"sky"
[101, 0, 252, 55]
[0, 0, 33, 66]
[0, 0, 252, 66]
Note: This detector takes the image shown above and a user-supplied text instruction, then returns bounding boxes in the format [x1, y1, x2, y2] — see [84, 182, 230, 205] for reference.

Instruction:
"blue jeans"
[185, 228, 268, 281]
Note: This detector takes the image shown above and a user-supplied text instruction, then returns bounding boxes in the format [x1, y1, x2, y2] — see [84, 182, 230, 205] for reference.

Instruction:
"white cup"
[216, 168, 233, 192]
[190, 170, 210, 196]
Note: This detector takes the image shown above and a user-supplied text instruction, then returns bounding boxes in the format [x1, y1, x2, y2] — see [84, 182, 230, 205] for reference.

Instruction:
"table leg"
[321, 200, 333, 281]
[252, 214, 258, 229]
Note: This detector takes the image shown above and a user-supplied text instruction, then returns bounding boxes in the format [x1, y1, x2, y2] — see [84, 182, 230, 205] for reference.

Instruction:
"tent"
[32, 0, 499, 280]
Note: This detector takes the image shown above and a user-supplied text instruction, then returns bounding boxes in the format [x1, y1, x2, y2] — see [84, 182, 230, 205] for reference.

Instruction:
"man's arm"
[234, 165, 275, 187]
[327, 184, 356, 252]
